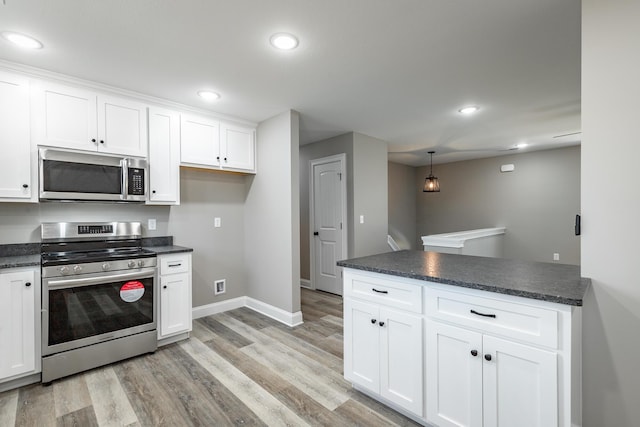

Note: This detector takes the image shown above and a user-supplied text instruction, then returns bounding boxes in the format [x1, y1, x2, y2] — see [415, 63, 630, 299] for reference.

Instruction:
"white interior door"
[311, 155, 346, 295]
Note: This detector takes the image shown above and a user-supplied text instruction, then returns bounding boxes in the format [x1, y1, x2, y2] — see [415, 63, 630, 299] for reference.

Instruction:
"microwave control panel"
[128, 168, 145, 195]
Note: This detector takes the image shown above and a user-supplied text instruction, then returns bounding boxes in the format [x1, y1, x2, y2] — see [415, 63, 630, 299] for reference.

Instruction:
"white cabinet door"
[380, 307, 423, 416]
[483, 335, 558, 427]
[344, 298, 380, 392]
[147, 107, 180, 204]
[180, 114, 220, 167]
[220, 122, 255, 172]
[159, 272, 191, 339]
[426, 320, 483, 427]
[0, 71, 32, 200]
[97, 95, 148, 157]
[33, 82, 98, 151]
[0, 269, 36, 381]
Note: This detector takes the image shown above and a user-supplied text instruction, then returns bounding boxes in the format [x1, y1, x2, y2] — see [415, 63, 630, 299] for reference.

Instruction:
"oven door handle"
[46, 269, 156, 289]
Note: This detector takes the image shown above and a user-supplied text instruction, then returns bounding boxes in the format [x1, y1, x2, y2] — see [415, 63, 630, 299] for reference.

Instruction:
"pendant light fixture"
[423, 151, 440, 192]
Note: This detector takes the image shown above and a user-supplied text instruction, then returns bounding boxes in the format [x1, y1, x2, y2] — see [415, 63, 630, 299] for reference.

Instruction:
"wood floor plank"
[198, 316, 253, 348]
[347, 389, 424, 427]
[290, 324, 344, 358]
[225, 307, 284, 330]
[158, 344, 267, 426]
[53, 374, 92, 418]
[0, 389, 18, 427]
[15, 384, 56, 427]
[85, 366, 139, 427]
[274, 385, 347, 427]
[112, 354, 194, 426]
[260, 325, 343, 371]
[56, 406, 99, 427]
[190, 318, 218, 342]
[180, 337, 311, 427]
[334, 398, 409, 427]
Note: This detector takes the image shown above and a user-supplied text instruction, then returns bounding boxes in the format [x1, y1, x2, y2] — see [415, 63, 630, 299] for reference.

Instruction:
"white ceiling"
[0, 0, 581, 166]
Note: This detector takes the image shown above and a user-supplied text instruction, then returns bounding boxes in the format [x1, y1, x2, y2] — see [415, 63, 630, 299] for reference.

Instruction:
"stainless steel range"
[40, 221, 157, 383]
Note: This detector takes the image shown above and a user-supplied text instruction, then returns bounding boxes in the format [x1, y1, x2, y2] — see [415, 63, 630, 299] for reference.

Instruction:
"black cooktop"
[41, 238, 155, 267]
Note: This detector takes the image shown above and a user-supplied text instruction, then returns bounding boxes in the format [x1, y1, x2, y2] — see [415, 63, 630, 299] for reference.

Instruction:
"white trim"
[300, 278, 312, 289]
[245, 297, 304, 327]
[0, 59, 257, 127]
[191, 296, 304, 327]
[309, 153, 348, 294]
[192, 297, 245, 319]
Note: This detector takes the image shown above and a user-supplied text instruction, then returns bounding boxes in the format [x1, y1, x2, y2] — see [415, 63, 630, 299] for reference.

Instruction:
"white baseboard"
[245, 297, 304, 327]
[192, 297, 245, 319]
[300, 278, 312, 289]
[192, 296, 304, 327]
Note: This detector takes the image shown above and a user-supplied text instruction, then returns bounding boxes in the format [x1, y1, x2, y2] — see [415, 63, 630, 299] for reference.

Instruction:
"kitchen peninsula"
[339, 250, 588, 427]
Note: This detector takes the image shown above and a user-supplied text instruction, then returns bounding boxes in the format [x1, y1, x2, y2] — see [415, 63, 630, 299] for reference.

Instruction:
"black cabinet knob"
[91, 138, 96, 143]
[224, 157, 227, 162]
[471, 350, 478, 357]
[216, 156, 220, 160]
[163, 285, 167, 289]
[100, 140, 104, 144]
[378, 321, 385, 327]
[22, 184, 28, 188]
[25, 282, 31, 287]
[371, 319, 376, 324]
[313, 232, 319, 236]
[484, 354, 492, 361]
[152, 190, 156, 194]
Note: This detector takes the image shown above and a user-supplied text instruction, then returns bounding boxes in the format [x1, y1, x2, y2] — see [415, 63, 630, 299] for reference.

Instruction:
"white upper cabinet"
[180, 113, 220, 166]
[33, 82, 147, 157]
[181, 113, 256, 174]
[147, 107, 180, 205]
[220, 122, 256, 172]
[0, 71, 33, 201]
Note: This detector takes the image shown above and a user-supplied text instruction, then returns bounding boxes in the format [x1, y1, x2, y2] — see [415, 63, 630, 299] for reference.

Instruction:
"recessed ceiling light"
[197, 90, 220, 102]
[270, 33, 299, 50]
[458, 105, 480, 115]
[1, 31, 43, 49]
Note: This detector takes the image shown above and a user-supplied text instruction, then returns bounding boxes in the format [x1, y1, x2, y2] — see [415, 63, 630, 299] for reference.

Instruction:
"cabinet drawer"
[425, 287, 558, 348]
[344, 270, 422, 314]
[159, 253, 190, 275]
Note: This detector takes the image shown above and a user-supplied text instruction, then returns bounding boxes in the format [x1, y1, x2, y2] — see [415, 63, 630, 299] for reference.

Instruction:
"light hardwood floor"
[0, 288, 422, 426]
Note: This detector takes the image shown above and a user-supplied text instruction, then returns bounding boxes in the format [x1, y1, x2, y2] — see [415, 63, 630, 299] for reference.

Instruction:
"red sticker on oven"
[120, 281, 145, 303]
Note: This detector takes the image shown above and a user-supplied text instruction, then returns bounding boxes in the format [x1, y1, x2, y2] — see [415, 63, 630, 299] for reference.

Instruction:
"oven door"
[39, 148, 126, 201]
[42, 267, 157, 356]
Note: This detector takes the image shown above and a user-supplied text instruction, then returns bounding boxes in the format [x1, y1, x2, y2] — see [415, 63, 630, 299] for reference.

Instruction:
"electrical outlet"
[359, 215, 365, 224]
[214, 279, 226, 295]
[148, 218, 156, 230]
[553, 253, 560, 261]
[214, 217, 221, 228]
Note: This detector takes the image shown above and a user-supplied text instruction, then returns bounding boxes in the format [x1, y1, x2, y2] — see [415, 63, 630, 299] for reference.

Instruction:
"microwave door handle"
[46, 269, 156, 290]
[122, 158, 128, 200]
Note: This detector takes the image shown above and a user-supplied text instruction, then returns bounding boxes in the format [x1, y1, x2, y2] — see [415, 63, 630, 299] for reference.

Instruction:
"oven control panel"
[78, 225, 114, 234]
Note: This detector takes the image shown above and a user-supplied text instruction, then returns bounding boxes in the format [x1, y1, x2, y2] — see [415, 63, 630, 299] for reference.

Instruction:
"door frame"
[309, 153, 348, 291]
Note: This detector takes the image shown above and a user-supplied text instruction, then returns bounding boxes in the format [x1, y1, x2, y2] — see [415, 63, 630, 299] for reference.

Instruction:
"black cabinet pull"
[470, 309, 496, 318]
[313, 232, 319, 236]
[22, 184, 28, 188]
[372, 288, 388, 294]
[370, 318, 376, 324]
[152, 190, 156, 194]
[484, 354, 492, 361]
[163, 285, 167, 289]
[168, 263, 182, 267]
[100, 140, 104, 144]
[224, 157, 227, 162]
[91, 138, 96, 143]
[471, 349, 478, 357]
[378, 321, 385, 327]
[217, 156, 220, 160]
[25, 282, 31, 287]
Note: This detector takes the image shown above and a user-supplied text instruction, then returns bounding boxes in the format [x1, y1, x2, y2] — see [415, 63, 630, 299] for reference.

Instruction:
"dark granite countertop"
[338, 250, 590, 306]
[0, 254, 41, 269]
[144, 245, 193, 255]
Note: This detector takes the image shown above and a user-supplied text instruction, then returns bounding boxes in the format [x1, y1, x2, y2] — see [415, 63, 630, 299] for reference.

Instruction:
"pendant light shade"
[423, 151, 440, 192]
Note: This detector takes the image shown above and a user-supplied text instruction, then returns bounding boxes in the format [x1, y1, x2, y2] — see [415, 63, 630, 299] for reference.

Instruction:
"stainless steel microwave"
[39, 148, 147, 202]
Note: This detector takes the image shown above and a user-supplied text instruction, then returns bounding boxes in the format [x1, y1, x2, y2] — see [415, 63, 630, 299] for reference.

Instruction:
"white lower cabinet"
[344, 272, 424, 417]
[0, 268, 39, 383]
[426, 320, 558, 427]
[343, 269, 581, 427]
[158, 253, 192, 342]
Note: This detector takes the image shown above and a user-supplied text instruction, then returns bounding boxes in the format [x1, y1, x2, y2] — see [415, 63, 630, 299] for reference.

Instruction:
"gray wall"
[0, 168, 249, 307]
[582, 1, 640, 425]
[415, 146, 581, 265]
[244, 110, 300, 313]
[388, 161, 417, 250]
[299, 132, 389, 282]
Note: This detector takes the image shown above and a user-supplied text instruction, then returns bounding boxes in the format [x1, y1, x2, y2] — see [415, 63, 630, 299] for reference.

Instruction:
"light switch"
[214, 217, 221, 228]
[359, 215, 364, 224]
